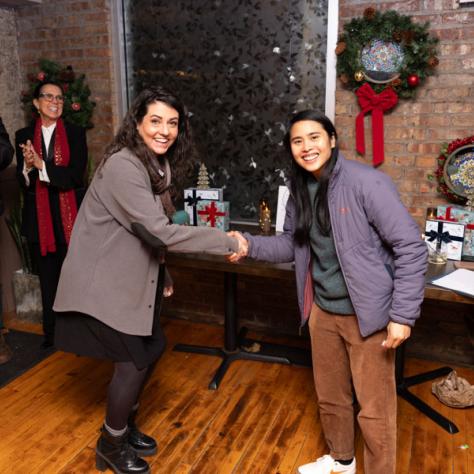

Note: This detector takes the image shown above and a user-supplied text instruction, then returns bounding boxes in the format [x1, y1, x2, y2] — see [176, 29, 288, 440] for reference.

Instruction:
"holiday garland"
[336, 8, 439, 99]
[429, 136, 474, 204]
[21, 58, 95, 128]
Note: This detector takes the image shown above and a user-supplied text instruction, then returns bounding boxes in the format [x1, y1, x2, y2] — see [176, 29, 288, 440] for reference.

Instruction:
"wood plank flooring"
[0, 318, 472, 474]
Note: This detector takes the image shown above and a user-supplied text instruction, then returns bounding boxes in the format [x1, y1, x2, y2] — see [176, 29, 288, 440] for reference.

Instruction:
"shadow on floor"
[0, 330, 55, 388]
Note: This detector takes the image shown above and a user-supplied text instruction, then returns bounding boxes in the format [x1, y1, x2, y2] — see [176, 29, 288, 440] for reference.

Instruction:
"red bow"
[356, 83, 398, 167]
[197, 201, 225, 227]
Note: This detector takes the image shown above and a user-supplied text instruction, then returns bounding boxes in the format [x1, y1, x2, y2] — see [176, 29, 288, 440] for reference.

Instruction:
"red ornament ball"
[71, 102, 81, 111]
[407, 74, 420, 87]
[37, 71, 46, 81]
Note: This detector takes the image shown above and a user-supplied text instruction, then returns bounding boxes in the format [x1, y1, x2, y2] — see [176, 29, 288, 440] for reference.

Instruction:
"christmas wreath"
[336, 8, 439, 99]
[21, 58, 95, 129]
[336, 8, 439, 167]
[429, 136, 474, 204]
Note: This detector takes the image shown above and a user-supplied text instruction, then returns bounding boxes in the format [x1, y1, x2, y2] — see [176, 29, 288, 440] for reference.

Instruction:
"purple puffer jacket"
[245, 154, 428, 337]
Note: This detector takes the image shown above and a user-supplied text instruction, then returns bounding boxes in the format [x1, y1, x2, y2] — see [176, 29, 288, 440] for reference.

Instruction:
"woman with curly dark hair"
[53, 86, 241, 474]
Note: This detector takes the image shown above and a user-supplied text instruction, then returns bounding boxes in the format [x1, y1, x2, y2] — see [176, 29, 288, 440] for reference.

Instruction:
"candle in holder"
[426, 207, 437, 220]
[259, 198, 272, 234]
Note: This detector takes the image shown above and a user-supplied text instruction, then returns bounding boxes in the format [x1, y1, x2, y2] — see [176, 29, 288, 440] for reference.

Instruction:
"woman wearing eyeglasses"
[15, 81, 87, 348]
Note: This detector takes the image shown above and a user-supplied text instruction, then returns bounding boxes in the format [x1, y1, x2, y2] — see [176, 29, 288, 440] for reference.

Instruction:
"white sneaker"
[297, 454, 356, 474]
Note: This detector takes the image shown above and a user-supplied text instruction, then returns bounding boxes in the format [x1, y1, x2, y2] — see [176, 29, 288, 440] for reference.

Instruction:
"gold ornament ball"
[354, 71, 364, 82]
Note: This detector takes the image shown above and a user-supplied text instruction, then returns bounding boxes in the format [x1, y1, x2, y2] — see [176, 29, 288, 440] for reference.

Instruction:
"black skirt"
[55, 269, 166, 370]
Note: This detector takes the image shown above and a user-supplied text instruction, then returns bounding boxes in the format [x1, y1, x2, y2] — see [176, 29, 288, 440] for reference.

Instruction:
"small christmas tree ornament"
[196, 163, 210, 189]
[407, 74, 420, 87]
[259, 198, 271, 235]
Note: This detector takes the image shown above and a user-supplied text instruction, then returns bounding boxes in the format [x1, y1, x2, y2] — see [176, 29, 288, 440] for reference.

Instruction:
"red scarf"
[34, 118, 78, 256]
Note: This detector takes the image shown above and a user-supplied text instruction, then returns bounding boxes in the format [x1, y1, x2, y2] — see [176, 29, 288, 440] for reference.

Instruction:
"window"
[112, 0, 338, 221]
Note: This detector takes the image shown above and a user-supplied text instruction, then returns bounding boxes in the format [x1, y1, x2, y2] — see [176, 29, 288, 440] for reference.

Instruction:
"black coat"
[0, 117, 14, 171]
[15, 122, 88, 243]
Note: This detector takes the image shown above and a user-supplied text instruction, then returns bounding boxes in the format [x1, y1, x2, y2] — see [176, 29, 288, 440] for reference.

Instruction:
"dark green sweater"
[307, 178, 354, 315]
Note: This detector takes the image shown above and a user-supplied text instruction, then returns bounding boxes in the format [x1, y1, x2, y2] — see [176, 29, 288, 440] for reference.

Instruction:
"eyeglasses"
[39, 92, 65, 103]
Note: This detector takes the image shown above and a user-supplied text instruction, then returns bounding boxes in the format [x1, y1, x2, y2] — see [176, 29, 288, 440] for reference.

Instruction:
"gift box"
[196, 200, 230, 231]
[425, 219, 465, 261]
[462, 225, 474, 260]
[184, 187, 224, 225]
[436, 205, 474, 225]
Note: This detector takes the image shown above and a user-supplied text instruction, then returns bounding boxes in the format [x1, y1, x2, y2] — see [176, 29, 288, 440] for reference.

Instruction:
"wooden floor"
[0, 318, 472, 474]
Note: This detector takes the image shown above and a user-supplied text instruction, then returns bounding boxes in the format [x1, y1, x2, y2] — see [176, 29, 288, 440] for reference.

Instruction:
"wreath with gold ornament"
[336, 8, 439, 98]
[336, 8, 439, 167]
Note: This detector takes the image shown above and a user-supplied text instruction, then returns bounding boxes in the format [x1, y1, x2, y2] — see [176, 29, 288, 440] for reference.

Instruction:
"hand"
[382, 322, 411, 349]
[20, 140, 43, 171]
[227, 231, 248, 263]
[163, 285, 174, 297]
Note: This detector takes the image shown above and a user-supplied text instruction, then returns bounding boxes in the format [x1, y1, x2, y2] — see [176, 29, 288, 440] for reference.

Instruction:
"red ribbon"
[34, 118, 78, 256]
[438, 206, 474, 233]
[197, 201, 225, 227]
[438, 206, 457, 222]
[355, 83, 398, 167]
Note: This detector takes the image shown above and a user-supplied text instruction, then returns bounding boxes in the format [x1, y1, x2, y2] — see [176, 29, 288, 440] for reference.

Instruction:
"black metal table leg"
[173, 271, 312, 390]
[395, 343, 459, 434]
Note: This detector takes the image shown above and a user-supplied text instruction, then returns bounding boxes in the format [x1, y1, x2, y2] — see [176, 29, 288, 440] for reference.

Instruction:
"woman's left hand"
[382, 321, 411, 349]
[163, 285, 174, 297]
[23, 140, 44, 171]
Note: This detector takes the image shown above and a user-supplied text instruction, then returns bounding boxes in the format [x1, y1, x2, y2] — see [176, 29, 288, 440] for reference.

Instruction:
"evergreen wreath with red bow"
[336, 8, 438, 167]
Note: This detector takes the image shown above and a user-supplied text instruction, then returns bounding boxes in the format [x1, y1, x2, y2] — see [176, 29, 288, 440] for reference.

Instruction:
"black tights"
[105, 361, 157, 430]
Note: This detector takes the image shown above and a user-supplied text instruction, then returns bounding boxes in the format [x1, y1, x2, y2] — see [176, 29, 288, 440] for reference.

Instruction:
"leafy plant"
[5, 199, 34, 274]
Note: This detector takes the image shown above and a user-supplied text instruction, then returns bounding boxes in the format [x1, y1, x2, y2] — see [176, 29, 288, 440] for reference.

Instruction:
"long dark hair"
[100, 86, 196, 196]
[284, 110, 339, 244]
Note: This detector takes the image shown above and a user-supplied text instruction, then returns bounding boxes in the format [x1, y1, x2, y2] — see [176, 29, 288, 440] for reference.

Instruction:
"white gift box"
[184, 187, 224, 225]
[424, 219, 465, 261]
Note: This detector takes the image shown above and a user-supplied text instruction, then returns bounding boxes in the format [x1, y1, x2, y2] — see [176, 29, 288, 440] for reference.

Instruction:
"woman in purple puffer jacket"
[229, 110, 427, 474]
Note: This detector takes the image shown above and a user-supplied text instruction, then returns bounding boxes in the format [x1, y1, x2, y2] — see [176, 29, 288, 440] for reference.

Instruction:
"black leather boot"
[128, 410, 157, 456]
[95, 426, 150, 474]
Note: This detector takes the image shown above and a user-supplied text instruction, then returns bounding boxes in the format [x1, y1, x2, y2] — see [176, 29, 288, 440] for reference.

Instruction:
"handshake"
[227, 231, 249, 263]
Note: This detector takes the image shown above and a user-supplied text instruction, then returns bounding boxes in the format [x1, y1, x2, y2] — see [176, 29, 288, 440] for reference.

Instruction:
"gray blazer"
[54, 148, 238, 336]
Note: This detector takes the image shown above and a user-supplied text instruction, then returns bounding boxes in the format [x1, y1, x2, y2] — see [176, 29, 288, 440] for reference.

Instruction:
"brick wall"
[336, 0, 474, 229]
[0, 6, 25, 314]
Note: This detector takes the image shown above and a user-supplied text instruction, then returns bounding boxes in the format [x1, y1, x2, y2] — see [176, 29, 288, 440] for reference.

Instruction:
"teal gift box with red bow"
[196, 200, 230, 231]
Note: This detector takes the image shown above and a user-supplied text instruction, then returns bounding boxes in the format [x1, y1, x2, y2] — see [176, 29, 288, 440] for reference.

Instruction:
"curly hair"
[100, 86, 197, 196]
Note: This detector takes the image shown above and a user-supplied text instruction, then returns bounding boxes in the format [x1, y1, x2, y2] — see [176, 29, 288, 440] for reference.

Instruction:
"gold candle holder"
[426, 207, 437, 220]
[259, 199, 271, 235]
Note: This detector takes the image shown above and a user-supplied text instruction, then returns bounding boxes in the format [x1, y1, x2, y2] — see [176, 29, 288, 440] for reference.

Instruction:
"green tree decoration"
[21, 58, 96, 128]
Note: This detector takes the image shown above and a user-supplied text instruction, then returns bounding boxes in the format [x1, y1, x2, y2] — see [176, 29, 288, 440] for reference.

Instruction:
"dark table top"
[167, 223, 473, 305]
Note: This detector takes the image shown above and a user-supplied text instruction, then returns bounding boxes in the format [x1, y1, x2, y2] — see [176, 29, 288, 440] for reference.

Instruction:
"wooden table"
[168, 250, 472, 433]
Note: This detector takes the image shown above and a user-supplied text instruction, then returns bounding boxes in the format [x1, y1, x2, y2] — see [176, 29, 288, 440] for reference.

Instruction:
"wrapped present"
[184, 187, 224, 225]
[462, 225, 474, 260]
[425, 219, 465, 261]
[436, 205, 474, 225]
[196, 200, 230, 231]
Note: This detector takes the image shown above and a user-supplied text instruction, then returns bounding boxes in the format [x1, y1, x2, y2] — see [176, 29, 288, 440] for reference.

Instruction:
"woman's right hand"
[228, 231, 248, 262]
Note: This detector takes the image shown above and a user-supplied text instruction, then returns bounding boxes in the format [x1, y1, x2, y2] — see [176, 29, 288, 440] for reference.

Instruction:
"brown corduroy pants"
[308, 304, 397, 474]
